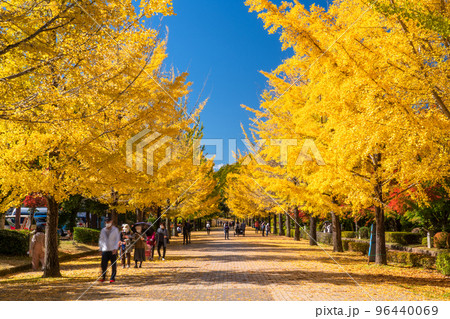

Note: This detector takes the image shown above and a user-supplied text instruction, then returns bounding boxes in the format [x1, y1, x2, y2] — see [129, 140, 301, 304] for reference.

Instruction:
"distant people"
[146, 228, 156, 261]
[98, 217, 120, 283]
[206, 221, 211, 235]
[254, 221, 259, 233]
[119, 224, 132, 268]
[183, 221, 192, 245]
[266, 222, 271, 236]
[224, 222, 230, 240]
[241, 222, 246, 236]
[156, 223, 169, 260]
[261, 222, 265, 237]
[132, 224, 146, 268]
[29, 225, 45, 271]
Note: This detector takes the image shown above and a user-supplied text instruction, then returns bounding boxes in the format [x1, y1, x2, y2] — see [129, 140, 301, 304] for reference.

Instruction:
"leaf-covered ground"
[0, 229, 448, 300]
[0, 241, 98, 271]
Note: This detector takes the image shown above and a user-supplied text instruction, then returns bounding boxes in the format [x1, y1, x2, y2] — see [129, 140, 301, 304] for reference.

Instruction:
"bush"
[73, 227, 100, 245]
[387, 251, 435, 269]
[317, 232, 332, 245]
[348, 241, 370, 255]
[0, 229, 30, 256]
[358, 227, 370, 239]
[341, 231, 357, 238]
[385, 232, 422, 246]
[342, 239, 350, 251]
[421, 237, 434, 247]
[436, 252, 450, 276]
[434, 232, 450, 249]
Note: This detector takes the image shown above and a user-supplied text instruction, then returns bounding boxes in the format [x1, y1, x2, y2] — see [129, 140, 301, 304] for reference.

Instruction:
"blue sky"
[158, 0, 328, 168]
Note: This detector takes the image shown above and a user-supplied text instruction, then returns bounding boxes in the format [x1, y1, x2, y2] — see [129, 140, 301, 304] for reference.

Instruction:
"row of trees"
[226, 0, 449, 264]
[0, 1, 219, 277]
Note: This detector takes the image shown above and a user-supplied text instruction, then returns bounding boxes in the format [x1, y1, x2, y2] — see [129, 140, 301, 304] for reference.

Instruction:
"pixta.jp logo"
[126, 129, 172, 175]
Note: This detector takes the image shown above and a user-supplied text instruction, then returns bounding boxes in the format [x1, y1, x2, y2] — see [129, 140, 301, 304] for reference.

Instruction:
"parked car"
[5, 207, 48, 229]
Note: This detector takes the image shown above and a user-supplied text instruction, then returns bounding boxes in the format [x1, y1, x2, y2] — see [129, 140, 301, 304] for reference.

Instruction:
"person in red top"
[146, 228, 156, 261]
[254, 221, 260, 234]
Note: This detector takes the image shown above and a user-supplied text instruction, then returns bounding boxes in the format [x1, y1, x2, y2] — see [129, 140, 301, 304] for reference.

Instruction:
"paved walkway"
[0, 228, 448, 300]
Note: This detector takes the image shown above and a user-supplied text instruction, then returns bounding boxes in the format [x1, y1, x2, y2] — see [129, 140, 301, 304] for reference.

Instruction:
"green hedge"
[387, 251, 435, 269]
[347, 241, 370, 255]
[341, 231, 357, 238]
[434, 232, 449, 249]
[358, 227, 370, 239]
[73, 227, 100, 245]
[0, 229, 30, 256]
[342, 239, 350, 251]
[436, 252, 450, 276]
[385, 232, 422, 246]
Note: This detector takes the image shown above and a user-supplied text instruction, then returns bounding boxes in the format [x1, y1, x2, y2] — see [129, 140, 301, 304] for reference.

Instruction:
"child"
[146, 228, 156, 261]
[119, 224, 132, 268]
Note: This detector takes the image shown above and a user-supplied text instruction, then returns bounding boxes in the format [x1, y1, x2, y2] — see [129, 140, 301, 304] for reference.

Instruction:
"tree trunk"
[375, 205, 387, 264]
[273, 213, 277, 234]
[294, 206, 300, 241]
[373, 153, 387, 265]
[278, 213, 283, 236]
[165, 217, 170, 239]
[14, 206, 21, 230]
[309, 216, 317, 246]
[111, 209, 118, 227]
[331, 212, 343, 252]
[286, 212, 291, 237]
[0, 213, 5, 230]
[43, 196, 61, 278]
[173, 217, 178, 236]
[136, 208, 143, 222]
[91, 213, 98, 229]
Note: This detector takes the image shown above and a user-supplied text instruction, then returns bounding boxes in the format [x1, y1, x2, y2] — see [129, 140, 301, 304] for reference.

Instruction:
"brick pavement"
[1, 228, 446, 301]
[75, 229, 430, 301]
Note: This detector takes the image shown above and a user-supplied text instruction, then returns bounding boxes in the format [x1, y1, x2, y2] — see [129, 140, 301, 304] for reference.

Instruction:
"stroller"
[234, 226, 244, 237]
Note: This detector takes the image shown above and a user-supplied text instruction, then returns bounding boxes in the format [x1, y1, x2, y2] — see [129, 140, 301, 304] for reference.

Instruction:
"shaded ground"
[0, 229, 448, 300]
[0, 241, 97, 271]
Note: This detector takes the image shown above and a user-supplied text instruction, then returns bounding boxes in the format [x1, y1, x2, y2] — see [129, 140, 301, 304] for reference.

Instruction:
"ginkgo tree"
[245, 0, 450, 264]
[0, 0, 195, 277]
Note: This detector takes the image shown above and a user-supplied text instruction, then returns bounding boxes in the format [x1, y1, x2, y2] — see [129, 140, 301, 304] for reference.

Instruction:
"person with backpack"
[266, 222, 271, 236]
[156, 223, 169, 260]
[224, 222, 230, 239]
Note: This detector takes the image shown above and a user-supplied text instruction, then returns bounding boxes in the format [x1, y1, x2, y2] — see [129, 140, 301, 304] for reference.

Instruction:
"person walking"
[132, 224, 146, 268]
[98, 217, 120, 283]
[183, 220, 192, 244]
[241, 221, 246, 236]
[156, 223, 169, 260]
[266, 222, 271, 236]
[29, 225, 45, 271]
[254, 220, 259, 234]
[224, 222, 230, 240]
[261, 222, 265, 237]
[146, 228, 156, 261]
[119, 224, 132, 268]
[206, 221, 211, 235]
